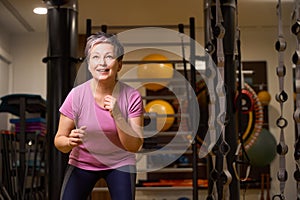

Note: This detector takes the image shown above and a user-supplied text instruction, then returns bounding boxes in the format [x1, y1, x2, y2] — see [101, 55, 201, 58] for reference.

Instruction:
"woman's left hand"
[104, 95, 121, 117]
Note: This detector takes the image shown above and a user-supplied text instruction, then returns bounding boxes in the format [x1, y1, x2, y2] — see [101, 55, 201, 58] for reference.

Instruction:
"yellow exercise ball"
[257, 90, 271, 106]
[145, 100, 175, 131]
[138, 54, 174, 91]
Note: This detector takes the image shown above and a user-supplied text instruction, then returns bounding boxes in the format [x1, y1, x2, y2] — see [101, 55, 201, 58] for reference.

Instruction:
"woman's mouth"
[97, 68, 110, 72]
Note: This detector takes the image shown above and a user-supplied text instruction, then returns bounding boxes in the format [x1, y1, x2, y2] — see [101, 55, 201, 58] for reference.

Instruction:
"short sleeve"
[128, 90, 144, 118]
[59, 89, 75, 120]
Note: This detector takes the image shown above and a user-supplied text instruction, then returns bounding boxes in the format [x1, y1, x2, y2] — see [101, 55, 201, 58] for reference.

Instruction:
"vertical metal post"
[86, 19, 92, 38]
[204, 0, 239, 199]
[189, 17, 199, 200]
[44, 1, 78, 199]
[221, 1, 239, 199]
[19, 97, 26, 197]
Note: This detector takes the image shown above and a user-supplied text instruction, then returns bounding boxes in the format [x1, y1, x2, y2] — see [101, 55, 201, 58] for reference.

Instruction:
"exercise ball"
[145, 100, 175, 131]
[138, 54, 174, 91]
[257, 90, 271, 106]
[246, 128, 276, 167]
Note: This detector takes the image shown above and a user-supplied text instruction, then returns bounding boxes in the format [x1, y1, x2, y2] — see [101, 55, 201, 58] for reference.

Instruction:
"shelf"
[92, 186, 196, 192]
[144, 114, 190, 121]
[137, 186, 194, 191]
[144, 131, 193, 137]
[122, 60, 186, 64]
[0, 94, 46, 116]
[139, 186, 209, 191]
[142, 95, 186, 100]
[139, 149, 191, 154]
[120, 77, 187, 84]
[0, 94, 47, 199]
[139, 166, 206, 173]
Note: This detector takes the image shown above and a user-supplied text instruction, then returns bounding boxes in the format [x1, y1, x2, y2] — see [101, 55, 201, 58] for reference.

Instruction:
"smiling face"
[88, 43, 122, 81]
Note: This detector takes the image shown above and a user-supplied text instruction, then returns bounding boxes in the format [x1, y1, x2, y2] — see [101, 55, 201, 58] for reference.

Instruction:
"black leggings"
[60, 165, 136, 200]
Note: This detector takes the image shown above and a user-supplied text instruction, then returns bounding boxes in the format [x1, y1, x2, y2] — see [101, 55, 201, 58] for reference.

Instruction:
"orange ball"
[257, 90, 271, 106]
[138, 54, 173, 91]
[145, 100, 175, 131]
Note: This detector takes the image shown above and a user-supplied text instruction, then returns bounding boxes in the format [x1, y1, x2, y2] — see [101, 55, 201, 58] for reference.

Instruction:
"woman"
[54, 32, 144, 200]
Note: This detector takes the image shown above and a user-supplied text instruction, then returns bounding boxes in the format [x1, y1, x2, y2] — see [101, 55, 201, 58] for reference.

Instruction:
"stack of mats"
[10, 117, 46, 135]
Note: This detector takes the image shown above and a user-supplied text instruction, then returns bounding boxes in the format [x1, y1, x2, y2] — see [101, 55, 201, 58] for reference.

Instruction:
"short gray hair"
[84, 32, 124, 61]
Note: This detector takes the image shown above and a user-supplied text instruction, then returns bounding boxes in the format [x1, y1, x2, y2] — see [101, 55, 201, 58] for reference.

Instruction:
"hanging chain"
[232, 2, 251, 182]
[273, 0, 288, 199]
[204, 0, 232, 199]
[212, 0, 232, 199]
[205, 1, 219, 199]
[292, 0, 300, 199]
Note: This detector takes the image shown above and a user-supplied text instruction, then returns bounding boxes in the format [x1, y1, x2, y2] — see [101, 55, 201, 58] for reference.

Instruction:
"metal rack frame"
[86, 17, 200, 200]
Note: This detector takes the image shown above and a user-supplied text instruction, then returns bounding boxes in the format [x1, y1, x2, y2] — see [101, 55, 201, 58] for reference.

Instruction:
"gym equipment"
[0, 94, 47, 199]
[257, 90, 271, 106]
[235, 89, 254, 114]
[242, 83, 264, 151]
[144, 99, 175, 131]
[292, 0, 300, 198]
[233, 17, 251, 183]
[273, 0, 289, 199]
[43, 2, 79, 199]
[260, 173, 265, 200]
[260, 174, 271, 200]
[91, 19, 200, 199]
[205, 0, 233, 199]
[246, 128, 276, 167]
[137, 54, 174, 91]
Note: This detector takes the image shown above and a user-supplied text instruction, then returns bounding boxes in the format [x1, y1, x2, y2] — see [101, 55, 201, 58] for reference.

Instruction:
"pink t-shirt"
[59, 80, 144, 170]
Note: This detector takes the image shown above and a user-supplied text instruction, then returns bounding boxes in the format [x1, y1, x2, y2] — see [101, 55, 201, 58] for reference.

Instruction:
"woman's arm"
[54, 114, 86, 153]
[114, 114, 144, 153]
[103, 94, 144, 152]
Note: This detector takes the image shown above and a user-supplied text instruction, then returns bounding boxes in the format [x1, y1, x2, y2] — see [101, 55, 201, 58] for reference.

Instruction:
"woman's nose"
[98, 57, 107, 65]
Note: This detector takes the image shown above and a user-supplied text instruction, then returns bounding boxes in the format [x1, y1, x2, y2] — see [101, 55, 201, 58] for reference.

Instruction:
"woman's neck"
[90, 78, 117, 95]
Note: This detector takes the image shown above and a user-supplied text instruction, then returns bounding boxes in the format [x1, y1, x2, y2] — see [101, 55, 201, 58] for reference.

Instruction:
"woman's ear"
[83, 58, 89, 70]
[88, 64, 92, 73]
[117, 60, 122, 72]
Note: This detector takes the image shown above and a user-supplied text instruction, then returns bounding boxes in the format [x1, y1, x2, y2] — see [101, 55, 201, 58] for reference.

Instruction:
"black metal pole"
[44, 1, 78, 199]
[189, 17, 199, 200]
[86, 19, 92, 38]
[221, 1, 239, 199]
[204, 0, 239, 199]
[19, 97, 26, 197]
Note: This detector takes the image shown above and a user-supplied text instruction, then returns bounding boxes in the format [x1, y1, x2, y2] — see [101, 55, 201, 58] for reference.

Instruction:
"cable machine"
[292, 0, 300, 199]
[204, 0, 238, 199]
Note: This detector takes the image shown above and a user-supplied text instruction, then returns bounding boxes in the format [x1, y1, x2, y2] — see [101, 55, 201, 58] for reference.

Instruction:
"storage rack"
[0, 94, 47, 200]
[86, 18, 204, 200]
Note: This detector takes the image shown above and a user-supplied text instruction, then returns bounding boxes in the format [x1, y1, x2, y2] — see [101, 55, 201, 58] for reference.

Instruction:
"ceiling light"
[33, 7, 47, 15]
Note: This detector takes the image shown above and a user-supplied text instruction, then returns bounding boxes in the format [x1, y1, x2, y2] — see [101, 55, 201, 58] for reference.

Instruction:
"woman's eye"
[105, 55, 114, 60]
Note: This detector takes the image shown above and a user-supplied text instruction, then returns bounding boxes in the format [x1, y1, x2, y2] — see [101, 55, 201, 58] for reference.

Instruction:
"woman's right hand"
[68, 126, 87, 148]
[55, 114, 87, 153]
